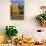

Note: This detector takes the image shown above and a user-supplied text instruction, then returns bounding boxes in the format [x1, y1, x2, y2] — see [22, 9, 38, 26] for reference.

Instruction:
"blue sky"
[11, 0, 24, 5]
[11, 0, 24, 2]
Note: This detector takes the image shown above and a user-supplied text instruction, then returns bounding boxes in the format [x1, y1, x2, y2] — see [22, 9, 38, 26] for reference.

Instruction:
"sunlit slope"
[11, 4, 19, 14]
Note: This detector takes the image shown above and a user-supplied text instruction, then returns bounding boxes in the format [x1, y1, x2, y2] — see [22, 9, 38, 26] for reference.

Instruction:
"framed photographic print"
[10, 0, 24, 20]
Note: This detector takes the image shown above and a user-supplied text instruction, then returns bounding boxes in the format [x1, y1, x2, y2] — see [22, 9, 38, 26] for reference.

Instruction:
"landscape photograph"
[10, 0, 24, 20]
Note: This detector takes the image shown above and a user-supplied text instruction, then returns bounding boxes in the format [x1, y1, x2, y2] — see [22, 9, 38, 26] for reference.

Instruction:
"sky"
[11, 0, 24, 5]
[11, 0, 24, 2]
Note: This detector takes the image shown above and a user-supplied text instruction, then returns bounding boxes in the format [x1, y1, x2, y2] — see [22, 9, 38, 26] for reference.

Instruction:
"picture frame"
[10, 0, 24, 20]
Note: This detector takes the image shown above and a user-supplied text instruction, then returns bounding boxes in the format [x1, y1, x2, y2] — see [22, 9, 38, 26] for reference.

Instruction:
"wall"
[0, 0, 46, 41]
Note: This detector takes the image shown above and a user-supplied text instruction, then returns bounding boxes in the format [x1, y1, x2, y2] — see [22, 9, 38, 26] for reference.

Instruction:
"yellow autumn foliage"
[11, 3, 19, 13]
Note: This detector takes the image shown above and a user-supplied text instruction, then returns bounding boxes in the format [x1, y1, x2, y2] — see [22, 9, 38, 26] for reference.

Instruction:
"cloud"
[11, 0, 24, 5]
[11, 0, 24, 2]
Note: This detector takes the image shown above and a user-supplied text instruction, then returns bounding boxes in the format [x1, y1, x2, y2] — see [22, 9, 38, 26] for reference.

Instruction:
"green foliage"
[36, 14, 46, 21]
[44, 15, 46, 20]
[36, 15, 44, 21]
[5, 26, 18, 38]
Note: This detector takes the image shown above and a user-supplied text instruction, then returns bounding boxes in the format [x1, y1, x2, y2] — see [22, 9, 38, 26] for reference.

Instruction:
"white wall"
[0, 0, 46, 40]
